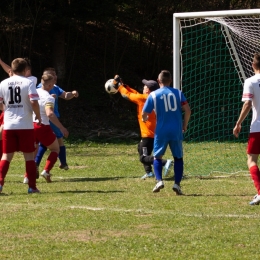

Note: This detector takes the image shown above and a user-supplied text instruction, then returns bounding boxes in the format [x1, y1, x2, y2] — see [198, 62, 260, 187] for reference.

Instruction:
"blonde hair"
[41, 74, 54, 86]
[11, 58, 27, 73]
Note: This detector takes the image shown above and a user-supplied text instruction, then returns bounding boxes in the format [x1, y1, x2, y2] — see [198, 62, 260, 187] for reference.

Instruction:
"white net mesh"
[176, 15, 260, 176]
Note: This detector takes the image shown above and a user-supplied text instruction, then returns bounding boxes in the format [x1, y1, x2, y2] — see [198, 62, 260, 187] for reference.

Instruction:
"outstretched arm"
[60, 90, 79, 100]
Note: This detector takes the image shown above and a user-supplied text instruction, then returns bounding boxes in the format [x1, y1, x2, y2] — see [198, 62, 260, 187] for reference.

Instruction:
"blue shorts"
[49, 120, 63, 139]
[154, 138, 183, 158]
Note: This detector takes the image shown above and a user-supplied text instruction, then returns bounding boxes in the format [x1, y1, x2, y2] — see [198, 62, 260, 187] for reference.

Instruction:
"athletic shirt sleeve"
[242, 78, 253, 101]
[118, 85, 146, 104]
[45, 95, 55, 107]
[143, 94, 154, 114]
[28, 80, 39, 100]
[49, 85, 64, 117]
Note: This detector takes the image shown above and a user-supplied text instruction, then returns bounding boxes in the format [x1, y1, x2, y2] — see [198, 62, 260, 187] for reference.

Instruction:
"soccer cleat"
[41, 170, 52, 183]
[0, 185, 2, 193]
[23, 177, 29, 184]
[164, 159, 173, 177]
[141, 172, 154, 180]
[28, 187, 40, 194]
[172, 183, 183, 195]
[59, 164, 69, 170]
[153, 181, 164, 193]
[249, 194, 260, 205]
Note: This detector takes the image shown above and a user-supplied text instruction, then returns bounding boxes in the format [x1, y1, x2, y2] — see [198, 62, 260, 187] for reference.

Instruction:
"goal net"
[173, 9, 260, 176]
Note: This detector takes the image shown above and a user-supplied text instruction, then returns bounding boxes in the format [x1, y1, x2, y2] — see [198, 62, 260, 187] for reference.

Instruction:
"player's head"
[41, 73, 55, 91]
[252, 53, 260, 71]
[157, 70, 172, 86]
[142, 79, 159, 94]
[11, 58, 28, 75]
[24, 58, 32, 77]
[43, 67, 57, 84]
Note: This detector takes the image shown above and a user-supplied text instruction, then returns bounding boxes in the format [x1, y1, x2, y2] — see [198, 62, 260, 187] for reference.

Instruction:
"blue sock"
[59, 146, 67, 165]
[35, 144, 47, 166]
[153, 159, 163, 181]
[174, 158, 183, 184]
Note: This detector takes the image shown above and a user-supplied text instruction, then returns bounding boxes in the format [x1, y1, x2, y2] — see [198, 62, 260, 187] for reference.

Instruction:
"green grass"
[0, 141, 258, 259]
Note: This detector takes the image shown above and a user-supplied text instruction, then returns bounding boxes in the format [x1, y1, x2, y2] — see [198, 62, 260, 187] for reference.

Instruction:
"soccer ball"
[105, 79, 118, 94]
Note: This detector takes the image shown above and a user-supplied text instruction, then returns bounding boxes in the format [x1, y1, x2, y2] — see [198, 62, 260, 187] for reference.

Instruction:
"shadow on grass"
[184, 193, 251, 197]
[58, 176, 125, 182]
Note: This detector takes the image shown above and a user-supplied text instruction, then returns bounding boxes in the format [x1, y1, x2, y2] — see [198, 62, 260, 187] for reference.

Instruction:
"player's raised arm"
[0, 58, 11, 75]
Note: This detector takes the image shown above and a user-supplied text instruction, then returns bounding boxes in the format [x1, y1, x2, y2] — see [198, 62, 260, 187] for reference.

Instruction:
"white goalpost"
[173, 9, 260, 90]
[173, 9, 260, 176]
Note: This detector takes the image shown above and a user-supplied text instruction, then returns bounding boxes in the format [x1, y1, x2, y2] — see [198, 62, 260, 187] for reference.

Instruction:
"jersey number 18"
[9, 86, 21, 104]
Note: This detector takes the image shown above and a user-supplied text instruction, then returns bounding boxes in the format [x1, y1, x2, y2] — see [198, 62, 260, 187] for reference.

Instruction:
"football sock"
[249, 165, 260, 194]
[59, 146, 67, 165]
[44, 152, 58, 172]
[174, 157, 183, 184]
[26, 160, 37, 189]
[153, 159, 163, 181]
[0, 160, 10, 186]
[0, 140, 3, 159]
[35, 144, 47, 166]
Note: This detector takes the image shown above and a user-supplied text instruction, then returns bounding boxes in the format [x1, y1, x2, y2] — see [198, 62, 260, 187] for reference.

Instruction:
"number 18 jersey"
[143, 86, 187, 140]
[0, 75, 39, 130]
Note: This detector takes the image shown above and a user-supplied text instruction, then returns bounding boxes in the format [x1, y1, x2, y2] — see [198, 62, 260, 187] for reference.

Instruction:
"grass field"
[0, 140, 259, 260]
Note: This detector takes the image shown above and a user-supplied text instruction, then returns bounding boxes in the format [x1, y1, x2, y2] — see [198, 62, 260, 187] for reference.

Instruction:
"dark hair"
[11, 58, 28, 73]
[253, 53, 260, 70]
[158, 70, 172, 85]
[43, 67, 56, 73]
[23, 57, 32, 69]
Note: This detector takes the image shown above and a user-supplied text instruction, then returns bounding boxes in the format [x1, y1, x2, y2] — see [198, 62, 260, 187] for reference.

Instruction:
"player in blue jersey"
[34, 68, 79, 171]
[142, 70, 191, 194]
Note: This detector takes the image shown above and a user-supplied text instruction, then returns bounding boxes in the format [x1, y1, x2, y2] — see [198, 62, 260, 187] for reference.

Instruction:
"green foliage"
[0, 142, 258, 259]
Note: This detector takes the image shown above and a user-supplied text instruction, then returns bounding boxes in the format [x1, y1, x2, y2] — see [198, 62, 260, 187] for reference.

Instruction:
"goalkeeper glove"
[113, 75, 123, 89]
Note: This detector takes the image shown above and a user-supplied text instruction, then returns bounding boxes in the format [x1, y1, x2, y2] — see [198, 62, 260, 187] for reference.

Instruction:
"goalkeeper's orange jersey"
[118, 85, 156, 138]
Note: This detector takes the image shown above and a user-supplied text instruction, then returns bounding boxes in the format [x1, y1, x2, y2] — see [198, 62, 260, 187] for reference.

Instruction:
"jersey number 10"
[160, 93, 177, 112]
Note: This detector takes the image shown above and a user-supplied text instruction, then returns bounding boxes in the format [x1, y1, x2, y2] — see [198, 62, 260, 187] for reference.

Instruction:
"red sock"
[0, 160, 10, 186]
[0, 140, 3, 160]
[26, 160, 37, 189]
[44, 152, 58, 172]
[249, 165, 260, 194]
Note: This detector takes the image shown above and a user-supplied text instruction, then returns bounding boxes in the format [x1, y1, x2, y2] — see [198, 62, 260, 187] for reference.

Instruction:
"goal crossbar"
[173, 9, 260, 90]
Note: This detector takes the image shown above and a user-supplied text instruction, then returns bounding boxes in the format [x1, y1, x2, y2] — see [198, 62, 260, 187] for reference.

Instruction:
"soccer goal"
[173, 9, 260, 176]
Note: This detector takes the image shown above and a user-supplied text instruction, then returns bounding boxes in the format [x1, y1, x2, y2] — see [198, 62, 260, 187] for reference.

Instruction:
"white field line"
[69, 205, 260, 219]
[2, 202, 260, 219]
[11, 174, 90, 179]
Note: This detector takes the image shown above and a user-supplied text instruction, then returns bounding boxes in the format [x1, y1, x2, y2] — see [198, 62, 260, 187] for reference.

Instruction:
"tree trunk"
[52, 27, 66, 83]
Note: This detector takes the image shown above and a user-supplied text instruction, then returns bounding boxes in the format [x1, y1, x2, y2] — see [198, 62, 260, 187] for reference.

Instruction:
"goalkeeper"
[113, 75, 172, 179]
